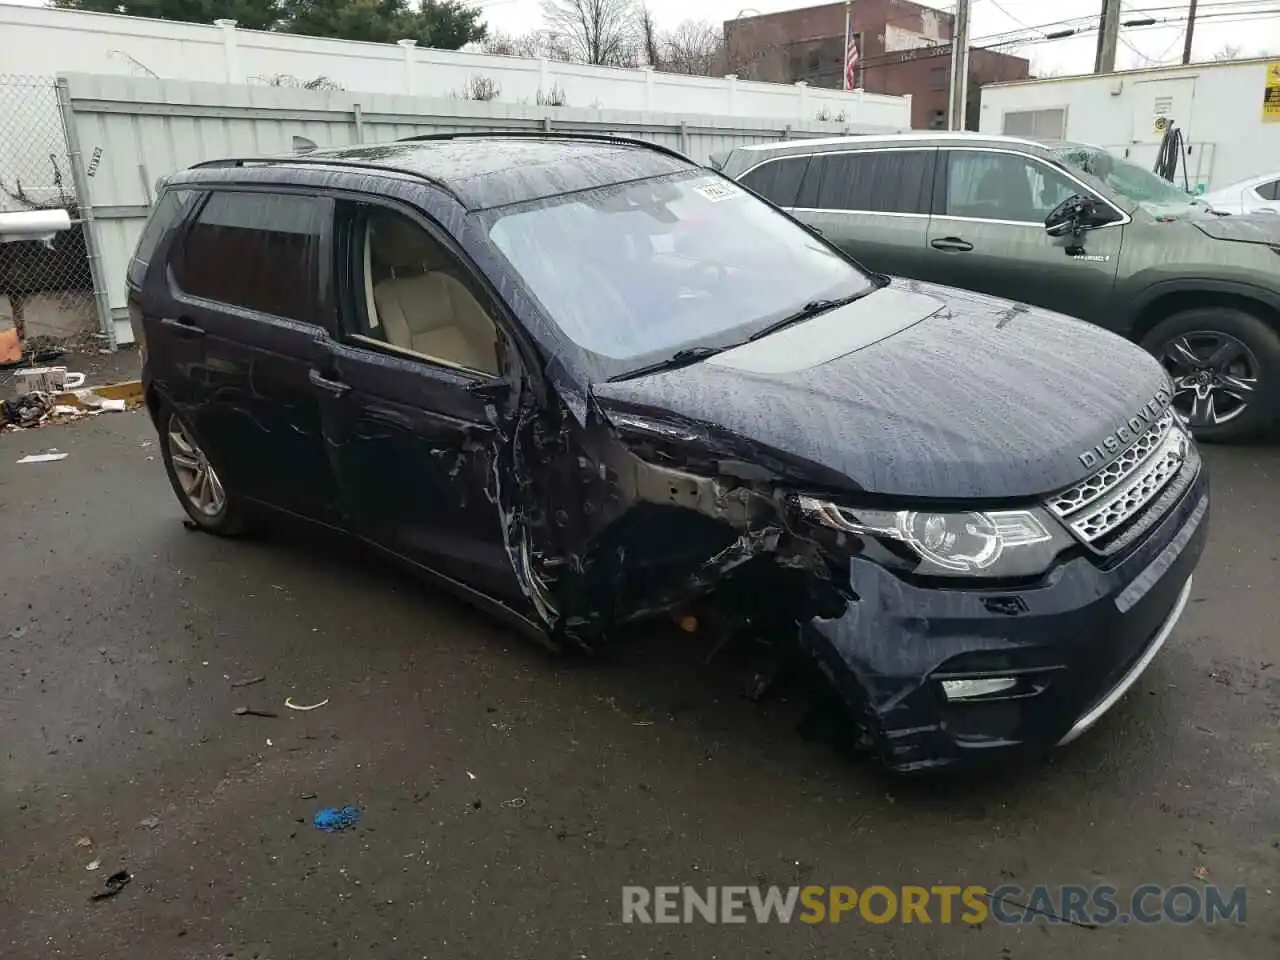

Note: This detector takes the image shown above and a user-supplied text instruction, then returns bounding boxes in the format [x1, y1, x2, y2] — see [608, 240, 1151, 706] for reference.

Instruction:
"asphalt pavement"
[1, 411, 1277, 959]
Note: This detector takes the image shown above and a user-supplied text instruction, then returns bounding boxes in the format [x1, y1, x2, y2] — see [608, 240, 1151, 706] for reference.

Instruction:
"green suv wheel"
[1141, 307, 1280, 443]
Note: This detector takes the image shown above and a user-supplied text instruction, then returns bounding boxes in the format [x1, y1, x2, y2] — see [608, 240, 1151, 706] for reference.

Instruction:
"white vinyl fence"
[57, 72, 906, 347]
[5, 5, 910, 124]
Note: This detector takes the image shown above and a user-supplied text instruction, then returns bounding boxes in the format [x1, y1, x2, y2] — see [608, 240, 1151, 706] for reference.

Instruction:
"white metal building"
[978, 57, 1280, 194]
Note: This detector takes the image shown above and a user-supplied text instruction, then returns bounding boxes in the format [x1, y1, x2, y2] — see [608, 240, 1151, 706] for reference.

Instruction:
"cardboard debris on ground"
[0, 329, 20, 365]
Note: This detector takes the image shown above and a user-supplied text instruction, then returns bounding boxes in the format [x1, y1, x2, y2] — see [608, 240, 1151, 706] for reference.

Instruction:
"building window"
[1001, 108, 1068, 139]
[930, 109, 946, 130]
[930, 66, 946, 90]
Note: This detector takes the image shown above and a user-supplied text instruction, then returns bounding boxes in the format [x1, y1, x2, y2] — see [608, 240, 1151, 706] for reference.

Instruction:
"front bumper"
[800, 466, 1209, 773]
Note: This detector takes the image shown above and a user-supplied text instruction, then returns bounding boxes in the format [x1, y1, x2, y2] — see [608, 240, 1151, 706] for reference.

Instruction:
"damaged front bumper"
[796, 468, 1210, 773]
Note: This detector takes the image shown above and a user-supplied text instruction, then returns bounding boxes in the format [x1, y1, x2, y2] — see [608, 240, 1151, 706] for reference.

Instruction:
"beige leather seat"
[368, 215, 499, 375]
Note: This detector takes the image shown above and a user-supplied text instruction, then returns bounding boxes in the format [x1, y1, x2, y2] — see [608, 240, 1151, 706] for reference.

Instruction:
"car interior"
[359, 210, 500, 376]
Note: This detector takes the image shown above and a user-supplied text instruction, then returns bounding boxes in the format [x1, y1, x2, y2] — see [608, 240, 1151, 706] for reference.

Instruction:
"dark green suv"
[717, 132, 1280, 442]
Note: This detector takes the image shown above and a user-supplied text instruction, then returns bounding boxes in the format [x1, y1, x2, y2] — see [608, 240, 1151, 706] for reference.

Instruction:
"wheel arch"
[144, 382, 163, 427]
[1128, 279, 1280, 344]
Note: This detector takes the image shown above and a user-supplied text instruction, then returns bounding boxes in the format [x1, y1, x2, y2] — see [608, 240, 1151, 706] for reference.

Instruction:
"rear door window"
[173, 190, 326, 323]
[1256, 179, 1280, 201]
[797, 149, 935, 214]
[738, 156, 811, 207]
[127, 188, 195, 288]
[943, 150, 1080, 222]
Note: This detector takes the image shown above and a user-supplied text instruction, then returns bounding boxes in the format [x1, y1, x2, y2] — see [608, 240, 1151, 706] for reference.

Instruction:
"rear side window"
[739, 156, 811, 207]
[796, 150, 935, 214]
[174, 191, 326, 323]
[127, 189, 194, 288]
[1257, 179, 1280, 201]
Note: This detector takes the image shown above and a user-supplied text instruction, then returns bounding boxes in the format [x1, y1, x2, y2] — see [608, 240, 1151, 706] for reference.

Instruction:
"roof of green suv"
[717, 132, 1056, 175]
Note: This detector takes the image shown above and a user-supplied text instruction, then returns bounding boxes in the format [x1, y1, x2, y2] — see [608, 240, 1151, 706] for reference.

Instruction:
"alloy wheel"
[167, 417, 227, 517]
[1157, 330, 1259, 429]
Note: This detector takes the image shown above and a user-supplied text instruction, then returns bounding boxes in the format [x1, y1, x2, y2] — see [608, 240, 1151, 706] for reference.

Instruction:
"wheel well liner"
[1129, 281, 1280, 344]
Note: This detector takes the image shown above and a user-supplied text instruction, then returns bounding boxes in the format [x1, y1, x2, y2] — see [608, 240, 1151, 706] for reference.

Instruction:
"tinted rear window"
[797, 149, 935, 214]
[739, 156, 810, 207]
[1258, 179, 1280, 201]
[173, 191, 326, 323]
[127, 189, 195, 288]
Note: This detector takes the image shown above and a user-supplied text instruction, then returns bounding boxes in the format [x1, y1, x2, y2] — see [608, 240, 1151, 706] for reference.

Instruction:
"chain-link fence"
[0, 74, 100, 361]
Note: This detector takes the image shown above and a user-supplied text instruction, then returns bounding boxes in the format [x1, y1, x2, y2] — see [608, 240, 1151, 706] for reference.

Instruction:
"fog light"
[940, 677, 1018, 700]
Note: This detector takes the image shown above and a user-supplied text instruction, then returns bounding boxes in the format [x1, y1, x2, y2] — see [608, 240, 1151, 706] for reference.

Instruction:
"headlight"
[795, 496, 1071, 579]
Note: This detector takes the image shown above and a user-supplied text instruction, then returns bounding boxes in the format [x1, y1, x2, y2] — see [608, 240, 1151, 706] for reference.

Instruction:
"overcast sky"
[479, 0, 1280, 76]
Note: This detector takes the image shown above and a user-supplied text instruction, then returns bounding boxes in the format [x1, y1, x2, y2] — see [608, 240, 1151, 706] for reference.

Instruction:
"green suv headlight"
[795, 496, 1072, 579]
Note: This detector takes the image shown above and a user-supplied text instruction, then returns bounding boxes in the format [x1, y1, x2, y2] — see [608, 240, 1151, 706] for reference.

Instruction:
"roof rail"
[183, 153, 462, 203]
[393, 130, 695, 165]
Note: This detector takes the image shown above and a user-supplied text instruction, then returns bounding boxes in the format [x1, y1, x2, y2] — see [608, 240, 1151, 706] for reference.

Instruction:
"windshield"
[1050, 142, 1203, 218]
[484, 172, 871, 376]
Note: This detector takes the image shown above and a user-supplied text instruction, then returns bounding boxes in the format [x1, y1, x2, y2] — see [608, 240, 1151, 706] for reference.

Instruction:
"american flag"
[844, 33, 860, 91]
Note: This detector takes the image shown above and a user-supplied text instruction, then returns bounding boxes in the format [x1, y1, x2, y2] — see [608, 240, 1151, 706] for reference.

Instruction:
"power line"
[848, 5, 1280, 75]
[985, 0, 1031, 30]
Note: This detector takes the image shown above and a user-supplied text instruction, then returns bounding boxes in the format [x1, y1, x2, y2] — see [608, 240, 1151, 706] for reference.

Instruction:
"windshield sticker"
[692, 181, 741, 203]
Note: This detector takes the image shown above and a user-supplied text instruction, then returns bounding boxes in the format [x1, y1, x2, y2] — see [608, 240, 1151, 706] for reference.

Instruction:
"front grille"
[1048, 414, 1174, 517]
[1048, 413, 1191, 550]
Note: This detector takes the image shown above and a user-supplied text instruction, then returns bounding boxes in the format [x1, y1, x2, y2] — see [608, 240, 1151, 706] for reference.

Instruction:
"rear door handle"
[930, 237, 974, 252]
[309, 368, 350, 397]
[159, 316, 205, 337]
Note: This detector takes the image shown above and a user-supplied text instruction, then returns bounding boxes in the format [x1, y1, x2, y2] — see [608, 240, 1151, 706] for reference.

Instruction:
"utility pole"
[947, 0, 971, 130]
[1095, 0, 1121, 74]
[1181, 0, 1198, 64]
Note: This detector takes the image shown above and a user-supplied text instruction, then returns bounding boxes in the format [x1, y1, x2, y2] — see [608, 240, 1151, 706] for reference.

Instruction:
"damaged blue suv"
[128, 133, 1209, 772]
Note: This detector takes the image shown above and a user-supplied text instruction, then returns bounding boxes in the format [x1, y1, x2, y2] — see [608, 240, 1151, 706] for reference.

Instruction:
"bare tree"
[541, 0, 638, 66]
[637, 4, 661, 67]
[660, 19, 723, 76]
[481, 29, 573, 61]
[1212, 43, 1244, 62]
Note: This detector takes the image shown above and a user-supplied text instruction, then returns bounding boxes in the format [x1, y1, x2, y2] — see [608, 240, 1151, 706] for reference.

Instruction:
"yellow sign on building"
[1265, 61, 1280, 123]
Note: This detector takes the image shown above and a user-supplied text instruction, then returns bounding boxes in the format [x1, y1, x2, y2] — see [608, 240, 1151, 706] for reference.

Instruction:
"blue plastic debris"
[313, 805, 361, 832]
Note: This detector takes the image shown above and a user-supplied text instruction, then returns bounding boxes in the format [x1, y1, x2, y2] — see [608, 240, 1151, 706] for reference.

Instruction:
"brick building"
[723, 0, 1031, 130]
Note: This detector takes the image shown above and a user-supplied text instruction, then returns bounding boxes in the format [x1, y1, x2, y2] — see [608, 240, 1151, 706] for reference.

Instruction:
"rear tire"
[157, 402, 249, 535]
[1139, 307, 1280, 443]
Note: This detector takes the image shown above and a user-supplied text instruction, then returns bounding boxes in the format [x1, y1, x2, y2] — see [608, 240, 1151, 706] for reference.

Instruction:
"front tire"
[1140, 307, 1280, 442]
[158, 403, 248, 535]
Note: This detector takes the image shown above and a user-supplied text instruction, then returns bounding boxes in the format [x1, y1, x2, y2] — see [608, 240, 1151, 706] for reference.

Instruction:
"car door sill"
[241, 498, 555, 651]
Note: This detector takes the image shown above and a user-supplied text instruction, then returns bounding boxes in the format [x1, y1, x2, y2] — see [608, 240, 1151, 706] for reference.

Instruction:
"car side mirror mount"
[1045, 195, 1105, 239]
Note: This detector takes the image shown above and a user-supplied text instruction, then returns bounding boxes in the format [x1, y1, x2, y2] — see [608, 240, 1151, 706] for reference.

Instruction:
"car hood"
[592, 279, 1174, 500]
[1191, 212, 1280, 245]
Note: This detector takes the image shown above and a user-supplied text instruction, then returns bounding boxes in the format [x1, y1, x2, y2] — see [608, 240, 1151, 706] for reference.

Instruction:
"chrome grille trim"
[1058, 425, 1190, 544]
[1048, 413, 1175, 519]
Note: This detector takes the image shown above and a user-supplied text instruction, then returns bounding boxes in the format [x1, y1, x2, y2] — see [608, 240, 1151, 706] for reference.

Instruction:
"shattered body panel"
[135, 139, 1211, 771]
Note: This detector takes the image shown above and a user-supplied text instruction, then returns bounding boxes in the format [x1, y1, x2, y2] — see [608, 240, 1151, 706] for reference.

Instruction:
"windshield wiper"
[607, 345, 722, 382]
[747, 290, 872, 342]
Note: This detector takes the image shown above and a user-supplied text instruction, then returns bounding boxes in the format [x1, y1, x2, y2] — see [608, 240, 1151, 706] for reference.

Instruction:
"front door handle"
[930, 237, 974, 252]
[159, 316, 205, 337]
[309, 368, 350, 397]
